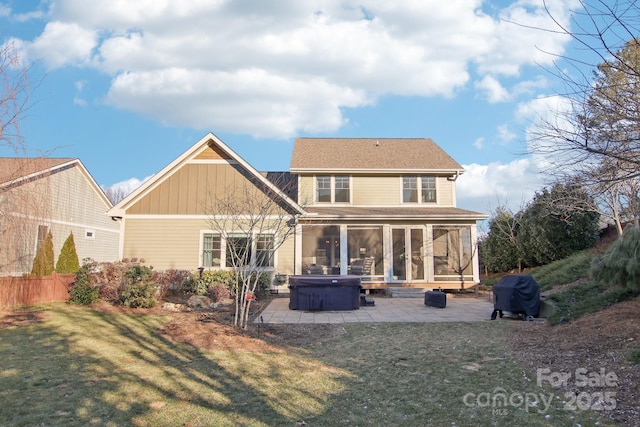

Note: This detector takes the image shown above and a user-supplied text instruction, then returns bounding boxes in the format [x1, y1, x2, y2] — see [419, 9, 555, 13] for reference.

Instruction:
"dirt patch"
[508, 297, 640, 427]
[0, 310, 48, 329]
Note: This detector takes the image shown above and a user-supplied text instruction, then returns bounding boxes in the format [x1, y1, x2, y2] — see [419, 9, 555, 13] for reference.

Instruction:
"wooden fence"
[0, 272, 75, 308]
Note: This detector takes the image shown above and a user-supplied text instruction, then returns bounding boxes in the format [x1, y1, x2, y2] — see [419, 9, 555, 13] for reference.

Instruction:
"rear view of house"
[0, 158, 120, 276]
[109, 133, 486, 291]
[291, 138, 487, 289]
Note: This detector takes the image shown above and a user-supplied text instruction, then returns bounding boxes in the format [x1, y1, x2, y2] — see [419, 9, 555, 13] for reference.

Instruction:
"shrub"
[31, 231, 55, 276]
[121, 281, 157, 308]
[248, 272, 272, 295]
[191, 270, 237, 295]
[69, 260, 99, 305]
[153, 269, 192, 300]
[591, 225, 640, 292]
[56, 232, 80, 274]
[121, 265, 157, 308]
[207, 283, 231, 302]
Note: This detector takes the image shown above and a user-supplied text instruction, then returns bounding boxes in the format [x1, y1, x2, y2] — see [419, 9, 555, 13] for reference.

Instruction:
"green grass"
[546, 281, 638, 324]
[0, 304, 616, 427]
[529, 250, 592, 291]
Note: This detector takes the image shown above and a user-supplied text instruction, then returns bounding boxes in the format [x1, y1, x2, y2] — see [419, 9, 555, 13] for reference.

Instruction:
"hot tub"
[288, 275, 362, 311]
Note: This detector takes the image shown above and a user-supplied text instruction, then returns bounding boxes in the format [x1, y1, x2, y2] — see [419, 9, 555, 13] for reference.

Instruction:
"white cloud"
[497, 124, 517, 143]
[28, 21, 96, 68]
[474, 137, 485, 150]
[457, 158, 544, 214]
[104, 175, 153, 199]
[475, 75, 509, 103]
[14, 0, 577, 138]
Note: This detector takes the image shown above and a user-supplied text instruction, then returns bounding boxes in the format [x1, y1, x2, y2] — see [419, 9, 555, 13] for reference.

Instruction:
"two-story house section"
[290, 138, 487, 290]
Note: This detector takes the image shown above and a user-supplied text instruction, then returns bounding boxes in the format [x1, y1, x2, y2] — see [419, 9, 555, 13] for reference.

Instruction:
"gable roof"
[0, 157, 76, 186]
[290, 138, 464, 173]
[0, 157, 112, 208]
[109, 133, 305, 217]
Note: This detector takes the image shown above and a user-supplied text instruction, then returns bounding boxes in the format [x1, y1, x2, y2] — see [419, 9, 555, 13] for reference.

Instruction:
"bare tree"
[525, 1, 640, 231]
[103, 185, 129, 205]
[204, 174, 299, 329]
[0, 43, 46, 275]
[0, 41, 31, 155]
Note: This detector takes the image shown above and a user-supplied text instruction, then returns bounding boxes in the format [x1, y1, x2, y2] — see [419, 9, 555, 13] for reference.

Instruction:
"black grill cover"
[492, 274, 540, 318]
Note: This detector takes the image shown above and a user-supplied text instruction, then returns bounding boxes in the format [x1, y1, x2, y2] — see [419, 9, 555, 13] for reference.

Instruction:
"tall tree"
[529, 2, 640, 232]
[56, 232, 80, 274]
[479, 207, 524, 273]
[31, 230, 55, 276]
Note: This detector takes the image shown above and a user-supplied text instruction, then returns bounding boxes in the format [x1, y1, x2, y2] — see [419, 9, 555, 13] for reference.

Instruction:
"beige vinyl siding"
[301, 174, 457, 207]
[276, 234, 295, 275]
[437, 177, 454, 207]
[297, 175, 315, 206]
[123, 218, 207, 270]
[127, 163, 275, 215]
[353, 176, 398, 205]
[123, 217, 295, 272]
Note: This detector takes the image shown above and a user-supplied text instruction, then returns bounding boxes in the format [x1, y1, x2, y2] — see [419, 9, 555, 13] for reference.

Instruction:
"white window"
[202, 232, 274, 268]
[202, 233, 222, 267]
[316, 175, 351, 203]
[403, 176, 437, 204]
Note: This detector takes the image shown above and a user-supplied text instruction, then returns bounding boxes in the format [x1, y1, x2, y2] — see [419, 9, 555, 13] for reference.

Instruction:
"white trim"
[120, 214, 289, 220]
[109, 133, 304, 217]
[5, 211, 120, 234]
[313, 174, 352, 205]
[198, 229, 278, 269]
[291, 168, 465, 175]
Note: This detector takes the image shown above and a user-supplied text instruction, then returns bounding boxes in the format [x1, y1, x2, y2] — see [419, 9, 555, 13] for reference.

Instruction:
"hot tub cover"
[491, 274, 540, 319]
[288, 275, 361, 311]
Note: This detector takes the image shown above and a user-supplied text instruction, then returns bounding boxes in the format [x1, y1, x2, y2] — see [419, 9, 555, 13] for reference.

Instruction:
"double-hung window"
[421, 177, 436, 202]
[403, 176, 437, 203]
[202, 233, 222, 267]
[255, 234, 275, 267]
[316, 175, 350, 203]
[202, 232, 275, 268]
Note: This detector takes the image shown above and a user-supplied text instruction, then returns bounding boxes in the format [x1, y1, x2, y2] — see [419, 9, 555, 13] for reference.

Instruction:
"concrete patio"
[256, 294, 494, 324]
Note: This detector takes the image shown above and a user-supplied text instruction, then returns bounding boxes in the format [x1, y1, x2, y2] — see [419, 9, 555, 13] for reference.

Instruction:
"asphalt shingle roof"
[290, 138, 463, 171]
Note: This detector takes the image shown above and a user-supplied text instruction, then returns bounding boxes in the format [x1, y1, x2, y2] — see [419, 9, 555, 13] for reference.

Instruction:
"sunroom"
[295, 220, 479, 289]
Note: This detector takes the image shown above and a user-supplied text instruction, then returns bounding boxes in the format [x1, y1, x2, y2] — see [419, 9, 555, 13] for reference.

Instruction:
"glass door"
[392, 228, 406, 280]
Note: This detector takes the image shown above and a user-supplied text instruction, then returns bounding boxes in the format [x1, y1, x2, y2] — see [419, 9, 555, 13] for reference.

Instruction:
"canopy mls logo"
[537, 368, 618, 412]
[462, 367, 619, 415]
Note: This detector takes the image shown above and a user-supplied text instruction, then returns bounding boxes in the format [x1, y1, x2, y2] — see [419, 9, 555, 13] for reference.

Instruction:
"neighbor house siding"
[0, 163, 119, 275]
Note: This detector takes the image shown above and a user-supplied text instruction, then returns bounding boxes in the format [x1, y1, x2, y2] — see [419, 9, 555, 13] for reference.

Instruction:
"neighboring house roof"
[290, 138, 464, 174]
[0, 158, 75, 186]
[0, 157, 112, 208]
[303, 206, 487, 221]
[109, 133, 305, 217]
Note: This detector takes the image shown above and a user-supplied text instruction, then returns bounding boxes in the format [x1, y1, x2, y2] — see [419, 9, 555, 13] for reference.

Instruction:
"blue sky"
[0, 0, 588, 217]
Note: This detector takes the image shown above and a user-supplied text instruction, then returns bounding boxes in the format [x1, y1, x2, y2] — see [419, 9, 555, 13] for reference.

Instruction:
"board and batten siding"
[299, 174, 456, 207]
[127, 163, 275, 215]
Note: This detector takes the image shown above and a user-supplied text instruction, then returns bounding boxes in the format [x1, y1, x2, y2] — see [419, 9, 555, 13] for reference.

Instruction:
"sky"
[0, 0, 590, 218]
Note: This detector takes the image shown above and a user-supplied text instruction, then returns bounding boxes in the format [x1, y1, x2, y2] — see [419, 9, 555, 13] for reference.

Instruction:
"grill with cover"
[491, 274, 540, 321]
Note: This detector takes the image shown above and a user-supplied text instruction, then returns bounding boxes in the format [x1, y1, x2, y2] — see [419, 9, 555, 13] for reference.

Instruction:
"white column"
[294, 224, 302, 275]
[425, 224, 434, 282]
[340, 224, 348, 274]
[471, 224, 480, 284]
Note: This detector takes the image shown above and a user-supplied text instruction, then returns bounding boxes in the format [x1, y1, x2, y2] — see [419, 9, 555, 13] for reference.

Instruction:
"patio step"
[388, 287, 426, 298]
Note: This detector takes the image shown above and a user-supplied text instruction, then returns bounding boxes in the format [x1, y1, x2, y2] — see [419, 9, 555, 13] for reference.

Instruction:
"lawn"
[0, 303, 616, 427]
